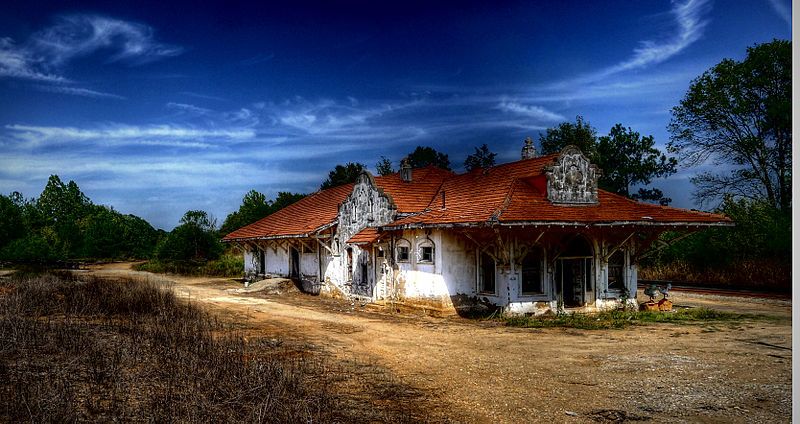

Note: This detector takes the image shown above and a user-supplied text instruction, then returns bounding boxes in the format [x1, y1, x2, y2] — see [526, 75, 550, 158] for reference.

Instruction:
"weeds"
[500, 308, 766, 330]
[639, 259, 790, 292]
[0, 272, 332, 422]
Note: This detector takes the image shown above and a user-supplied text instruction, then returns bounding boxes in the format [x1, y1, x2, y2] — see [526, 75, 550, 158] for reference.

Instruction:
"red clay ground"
[84, 263, 792, 423]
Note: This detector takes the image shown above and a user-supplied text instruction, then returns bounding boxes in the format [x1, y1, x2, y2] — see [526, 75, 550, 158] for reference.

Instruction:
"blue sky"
[0, 0, 791, 230]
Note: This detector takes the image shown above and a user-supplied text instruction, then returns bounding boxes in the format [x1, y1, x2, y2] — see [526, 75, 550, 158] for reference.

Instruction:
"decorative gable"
[544, 145, 601, 204]
[337, 172, 397, 250]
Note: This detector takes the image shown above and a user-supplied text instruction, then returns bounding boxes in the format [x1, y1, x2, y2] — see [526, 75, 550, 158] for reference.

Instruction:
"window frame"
[395, 239, 411, 263]
[417, 238, 435, 264]
[606, 250, 626, 294]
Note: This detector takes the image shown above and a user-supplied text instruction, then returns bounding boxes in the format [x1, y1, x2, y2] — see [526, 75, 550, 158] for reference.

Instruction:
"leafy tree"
[596, 124, 677, 205]
[406, 146, 451, 170]
[36, 175, 93, 256]
[320, 162, 367, 190]
[220, 190, 306, 235]
[376, 156, 395, 176]
[538, 119, 675, 204]
[271, 191, 306, 212]
[538, 116, 598, 159]
[155, 210, 222, 261]
[220, 190, 271, 235]
[668, 39, 791, 212]
[464, 144, 497, 171]
[0, 194, 25, 249]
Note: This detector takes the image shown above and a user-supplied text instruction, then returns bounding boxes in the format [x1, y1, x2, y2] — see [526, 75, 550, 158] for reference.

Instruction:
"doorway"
[554, 236, 593, 307]
[289, 246, 300, 279]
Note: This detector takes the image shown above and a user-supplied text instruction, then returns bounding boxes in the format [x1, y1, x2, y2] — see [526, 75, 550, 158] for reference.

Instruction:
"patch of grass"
[0, 272, 329, 422]
[134, 253, 243, 277]
[640, 259, 790, 292]
[501, 308, 765, 330]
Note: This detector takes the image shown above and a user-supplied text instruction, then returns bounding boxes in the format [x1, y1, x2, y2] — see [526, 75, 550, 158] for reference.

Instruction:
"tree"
[271, 191, 305, 211]
[538, 116, 598, 159]
[0, 194, 25, 249]
[376, 156, 394, 176]
[596, 124, 677, 205]
[464, 144, 497, 171]
[668, 39, 791, 212]
[220, 190, 306, 235]
[155, 210, 222, 261]
[406, 146, 451, 170]
[320, 162, 367, 190]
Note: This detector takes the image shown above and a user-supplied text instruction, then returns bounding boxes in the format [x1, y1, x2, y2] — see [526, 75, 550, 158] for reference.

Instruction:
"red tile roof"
[224, 155, 731, 242]
[373, 166, 453, 213]
[346, 227, 382, 245]
[383, 155, 731, 229]
[222, 183, 354, 241]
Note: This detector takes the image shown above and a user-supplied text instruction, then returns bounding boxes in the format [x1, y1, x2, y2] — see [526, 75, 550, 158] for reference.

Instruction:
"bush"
[134, 253, 243, 277]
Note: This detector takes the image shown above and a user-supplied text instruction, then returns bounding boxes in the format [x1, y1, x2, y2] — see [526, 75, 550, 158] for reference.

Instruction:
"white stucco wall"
[265, 244, 289, 277]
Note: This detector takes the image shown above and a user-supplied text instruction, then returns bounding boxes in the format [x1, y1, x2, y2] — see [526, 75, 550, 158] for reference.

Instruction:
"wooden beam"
[314, 237, 334, 255]
[603, 231, 636, 262]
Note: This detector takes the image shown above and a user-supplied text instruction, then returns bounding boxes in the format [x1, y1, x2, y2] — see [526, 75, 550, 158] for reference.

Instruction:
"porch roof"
[346, 227, 382, 245]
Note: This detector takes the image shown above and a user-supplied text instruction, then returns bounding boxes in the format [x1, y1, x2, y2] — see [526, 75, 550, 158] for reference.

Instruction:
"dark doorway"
[479, 252, 496, 294]
[554, 236, 593, 307]
[259, 249, 266, 275]
[290, 247, 300, 279]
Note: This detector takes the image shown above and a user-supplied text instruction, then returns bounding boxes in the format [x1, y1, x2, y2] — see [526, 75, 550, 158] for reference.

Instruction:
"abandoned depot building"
[223, 142, 731, 314]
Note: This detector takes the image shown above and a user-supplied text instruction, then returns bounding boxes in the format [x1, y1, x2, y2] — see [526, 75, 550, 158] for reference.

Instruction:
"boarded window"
[608, 251, 625, 291]
[479, 252, 496, 294]
[521, 248, 544, 295]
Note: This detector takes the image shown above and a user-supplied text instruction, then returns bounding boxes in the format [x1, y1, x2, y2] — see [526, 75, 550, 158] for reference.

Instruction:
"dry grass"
[0, 272, 424, 423]
[639, 259, 790, 292]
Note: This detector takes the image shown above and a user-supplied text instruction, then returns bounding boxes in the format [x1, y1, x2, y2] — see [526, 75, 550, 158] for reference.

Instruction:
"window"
[396, 239, 411, 262]
[479, 251, 496, 294]
[521, 248, 544, 296]
[418, 239, 435, 264]
[421, 246, 433, 262]
[397, 246, 409, 262]
[607, 251, 625, 291]
[377, 247, 385, 258]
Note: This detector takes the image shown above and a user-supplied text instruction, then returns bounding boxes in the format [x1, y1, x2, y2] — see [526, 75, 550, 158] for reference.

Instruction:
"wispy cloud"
[0, 38, 67, 82]
[33, 84, 125, 99]
[240, 52, 275, 66]
[31, 14, 182, 65]
[5, 124, 255, 148]
[496, 100, 565, 122]
[0, 14, 181, 97]
[766, 0, 791, 26]
[166, 102, 212, 115]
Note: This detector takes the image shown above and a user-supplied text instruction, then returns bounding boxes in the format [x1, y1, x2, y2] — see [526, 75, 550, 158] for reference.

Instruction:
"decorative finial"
[521, 136, 538, 159]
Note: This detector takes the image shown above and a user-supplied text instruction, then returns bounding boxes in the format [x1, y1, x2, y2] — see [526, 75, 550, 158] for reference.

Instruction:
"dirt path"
[83, 263, 792, 423]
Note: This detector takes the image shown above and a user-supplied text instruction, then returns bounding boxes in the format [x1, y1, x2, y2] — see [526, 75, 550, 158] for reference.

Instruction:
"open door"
[554, 236, 593, 307]
[289, 246, 300, 279]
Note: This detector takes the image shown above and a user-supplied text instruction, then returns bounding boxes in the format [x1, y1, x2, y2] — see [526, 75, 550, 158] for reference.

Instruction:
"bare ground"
[82, 263, 791, 423]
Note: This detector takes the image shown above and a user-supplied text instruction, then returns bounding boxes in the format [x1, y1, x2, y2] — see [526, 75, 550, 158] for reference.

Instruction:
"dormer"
[544, 145, 601, 204]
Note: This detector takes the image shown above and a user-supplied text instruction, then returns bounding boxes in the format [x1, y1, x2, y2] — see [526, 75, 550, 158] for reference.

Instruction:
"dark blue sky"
[0, 0, 791, 229]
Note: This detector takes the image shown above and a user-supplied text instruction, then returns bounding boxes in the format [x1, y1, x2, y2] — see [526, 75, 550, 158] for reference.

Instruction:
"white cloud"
[5, 124, 255, 147]
[0, 14, 181, 97]
[33, 84, 125, 99]
[31, 14, 182, 65]
[766, 0, 791, 26]
[496, 101, 565, 122]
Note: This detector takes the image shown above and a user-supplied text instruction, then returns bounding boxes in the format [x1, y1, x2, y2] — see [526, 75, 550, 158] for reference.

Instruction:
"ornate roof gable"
[544, 145, 601, 204]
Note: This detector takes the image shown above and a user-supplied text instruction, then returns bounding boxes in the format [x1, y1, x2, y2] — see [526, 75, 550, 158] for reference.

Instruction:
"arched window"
[607, 250, 625, 291]
[521, 247, 544, 295]
[417, 238, 434, 264]
[395, 239, 411, 262]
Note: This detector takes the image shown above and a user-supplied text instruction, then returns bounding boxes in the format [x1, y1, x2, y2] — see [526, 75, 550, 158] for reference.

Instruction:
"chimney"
[400, 157, 412, 182]
[521, 136, 538, 160]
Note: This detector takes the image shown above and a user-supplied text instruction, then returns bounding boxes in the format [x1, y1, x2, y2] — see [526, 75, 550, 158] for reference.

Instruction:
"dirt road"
[84, 263, 792, 423]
